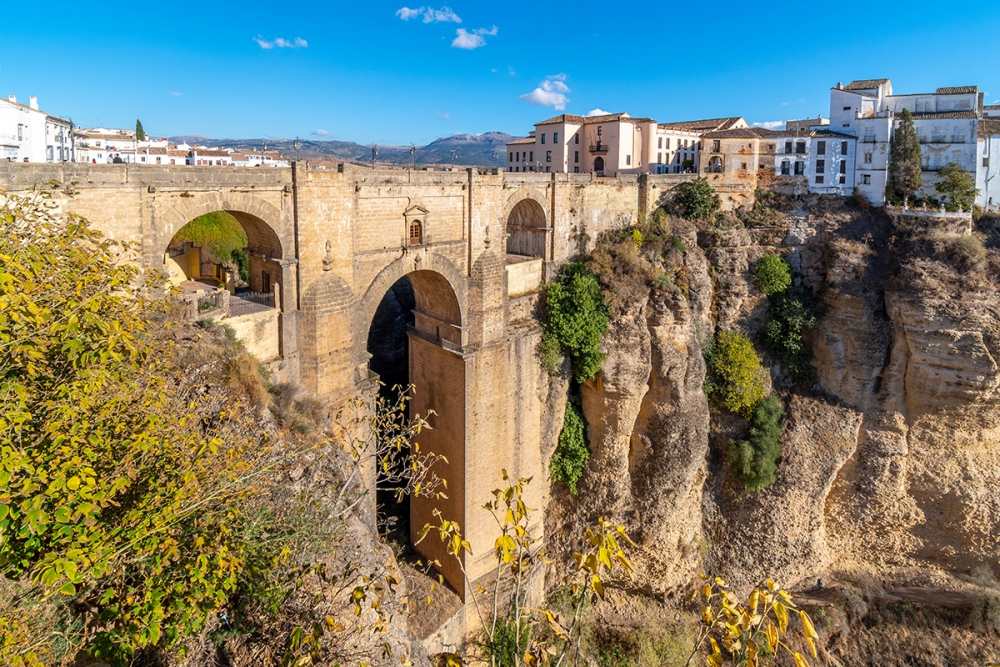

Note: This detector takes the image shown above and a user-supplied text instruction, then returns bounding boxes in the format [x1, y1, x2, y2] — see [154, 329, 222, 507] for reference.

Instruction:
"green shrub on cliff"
[756, 254, 792, 296]
[727, 395, 784, 492]
[550, 395, 590, 495]
[762, 289, 819, 381]
[704, 330, 767, 419]
[673, 178, 720, 221]
[541, 262, 609, 383]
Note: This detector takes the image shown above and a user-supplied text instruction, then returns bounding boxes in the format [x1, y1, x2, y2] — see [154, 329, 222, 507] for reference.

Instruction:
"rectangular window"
[545, 166, 551, 173]
[840, 160, 847, 174]
[553, 132, 559, 143]
[541, 134, 546, 144]
[574, 166, 580, 173]
[841, 141, 848, 154]
[575, 133, 579, 144]
[657, 152, 662, 163]
[844, 106, 852, 111]
[839, 174, 846, 184]
[626, 155, 631, 166]
[862, 174, 871, 185]
[658, 137, 663, 149]
[574, 151, 579, 163]
[864, 127, 875, 142]
[712, 140, 721, 151]
[780, 161, 790, 175]
[816, 159, 825, 173]
[817, 141, 826, 155]
[785, 140, 793, 154]
[794, 161, 805, 175]
[665, 138, 671, 149]
[546, 150, 552, 162]
[529, 151, 533, 162]
[985, 157, 991, 167]
[864, 151, 873, 163]
[816, 175, 824, 184]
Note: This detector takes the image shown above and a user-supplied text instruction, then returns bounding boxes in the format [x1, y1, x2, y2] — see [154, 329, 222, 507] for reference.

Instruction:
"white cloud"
[452, 26, 497, 49]
[168, 91, 182, 97]
[752, 120, 785, 130]
[585, 108, 611, 117]
[313, 129, 331, 136]
[508, 66, 516, 76]
[435, 111, 451, 121]
[520, 74, 571, 111]
[396, 6, 462, 22]
[255, 35, 307, 49]
[424, 6, 461, 22]
[396, 6, 423, 19]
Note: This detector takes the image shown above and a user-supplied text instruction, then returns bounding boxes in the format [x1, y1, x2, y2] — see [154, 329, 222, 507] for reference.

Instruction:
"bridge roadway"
[0, 161, 695, 597]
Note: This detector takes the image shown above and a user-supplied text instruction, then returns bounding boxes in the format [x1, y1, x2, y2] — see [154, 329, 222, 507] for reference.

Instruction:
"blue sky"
[2, 0, 999, 145]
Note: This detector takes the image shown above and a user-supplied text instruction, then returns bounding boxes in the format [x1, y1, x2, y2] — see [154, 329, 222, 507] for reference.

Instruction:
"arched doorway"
[594, 156, 605, 173]
[364, 268, 466, 594]
[164, 209, 285, 359]
[505, 198, 547, 258]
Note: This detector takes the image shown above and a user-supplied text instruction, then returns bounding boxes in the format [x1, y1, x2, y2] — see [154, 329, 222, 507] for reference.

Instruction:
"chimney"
[836, 82, 843, 90]
[8, 94, 15, 104]
[29, 95, 38, 110]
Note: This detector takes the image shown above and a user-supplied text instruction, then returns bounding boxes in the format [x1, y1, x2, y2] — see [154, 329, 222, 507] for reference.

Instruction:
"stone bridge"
[0, 162, 695, 597]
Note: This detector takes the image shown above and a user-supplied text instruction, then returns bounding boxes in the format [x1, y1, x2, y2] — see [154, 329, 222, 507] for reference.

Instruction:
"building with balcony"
[0, 94, 74, 163]
[829, 79, 998, 207]
[505, 113, 746, 176]
[698, 125, 855, 195]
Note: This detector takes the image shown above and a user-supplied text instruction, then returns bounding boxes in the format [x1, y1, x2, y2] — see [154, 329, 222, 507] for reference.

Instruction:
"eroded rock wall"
[548, 201, 1000, 595]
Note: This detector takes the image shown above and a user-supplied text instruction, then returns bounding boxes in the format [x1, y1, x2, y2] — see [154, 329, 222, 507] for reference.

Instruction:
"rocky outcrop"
[552, 203, 1000, 598]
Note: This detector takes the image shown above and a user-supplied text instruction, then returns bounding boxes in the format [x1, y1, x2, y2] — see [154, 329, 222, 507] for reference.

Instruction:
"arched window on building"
[409, 220, 422, 246]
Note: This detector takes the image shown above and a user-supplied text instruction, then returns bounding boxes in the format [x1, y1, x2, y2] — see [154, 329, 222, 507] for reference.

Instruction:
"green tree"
[550, 395, 590, 495]
[704, 330, 767, 419]
[935, 162, 979, 211]
[727, 396, 784, 492]
[756, 254, 792, 296]
[135, 119, 146, 142]
[887, 108, 922, 202]
[674, 178, 720, 220]
[542, 263, 609, 383]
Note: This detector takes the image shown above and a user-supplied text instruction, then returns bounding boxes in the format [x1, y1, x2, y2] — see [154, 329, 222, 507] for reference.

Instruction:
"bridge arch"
[504, 190, 549, 259]
[359, 254, 468, 594]
[158, 192, 289, 300]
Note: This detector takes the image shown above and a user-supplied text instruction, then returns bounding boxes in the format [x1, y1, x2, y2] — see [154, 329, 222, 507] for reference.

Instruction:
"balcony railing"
[589, 143, 609, 153]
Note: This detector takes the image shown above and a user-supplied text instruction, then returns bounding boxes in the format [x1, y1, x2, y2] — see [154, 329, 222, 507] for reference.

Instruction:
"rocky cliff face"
[551, 200, 1000, 600]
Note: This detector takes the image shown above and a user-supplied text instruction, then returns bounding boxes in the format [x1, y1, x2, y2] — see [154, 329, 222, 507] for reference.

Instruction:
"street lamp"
[451, 150, 458, 168]
[371, 145, 378, 170]
[410, 144, 416, 169]
[293, 137, 300, 162]
[492, 150, 499, 169]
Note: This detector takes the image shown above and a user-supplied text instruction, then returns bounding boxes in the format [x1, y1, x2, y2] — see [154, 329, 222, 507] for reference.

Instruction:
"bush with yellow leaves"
[684, 576, 818, 667]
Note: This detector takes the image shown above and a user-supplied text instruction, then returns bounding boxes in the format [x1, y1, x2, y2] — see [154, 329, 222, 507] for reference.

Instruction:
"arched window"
[409, 220, 422, 246]
[594, 156, 605, 173]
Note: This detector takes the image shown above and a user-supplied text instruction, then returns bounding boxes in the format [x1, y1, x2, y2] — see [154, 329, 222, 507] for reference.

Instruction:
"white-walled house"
[0, 94, 74, 162]
[829, 79, 987, 205]
[978, 119, 1000, 211]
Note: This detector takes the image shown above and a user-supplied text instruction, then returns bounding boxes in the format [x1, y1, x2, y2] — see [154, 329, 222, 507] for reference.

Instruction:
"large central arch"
[360, 260, 468, 595]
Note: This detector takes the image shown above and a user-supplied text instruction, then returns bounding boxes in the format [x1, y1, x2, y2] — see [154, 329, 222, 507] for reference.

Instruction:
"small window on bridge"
[409, 220, 422, 245]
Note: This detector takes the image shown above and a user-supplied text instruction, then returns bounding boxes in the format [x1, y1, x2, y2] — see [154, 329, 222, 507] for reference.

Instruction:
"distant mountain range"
[167, 132, 516, 167]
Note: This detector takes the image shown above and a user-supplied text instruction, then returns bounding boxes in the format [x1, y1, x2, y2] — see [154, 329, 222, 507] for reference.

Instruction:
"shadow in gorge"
[366, 276, 416, 556]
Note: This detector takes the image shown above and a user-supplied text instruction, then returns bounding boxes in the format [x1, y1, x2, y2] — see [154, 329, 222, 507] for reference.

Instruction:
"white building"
[978, 118, 1000, 210]
[0, 94, 74, 162]
[828, 79, 992, 207]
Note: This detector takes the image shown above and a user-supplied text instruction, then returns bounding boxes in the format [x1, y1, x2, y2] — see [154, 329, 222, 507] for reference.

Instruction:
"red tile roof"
[844, 79, 889, 91]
